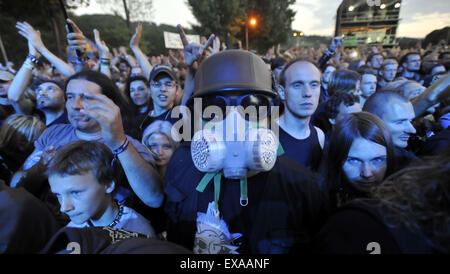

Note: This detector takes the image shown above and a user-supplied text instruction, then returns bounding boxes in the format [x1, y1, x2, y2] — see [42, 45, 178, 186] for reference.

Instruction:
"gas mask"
[188, 50, 279, 209]
[189, 50, 280, 253]
[190, 94, 279, 180]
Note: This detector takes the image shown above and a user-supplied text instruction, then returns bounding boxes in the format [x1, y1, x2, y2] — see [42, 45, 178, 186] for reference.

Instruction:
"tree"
[96, 0, 154, 32]
[187, 0, 296, 53]
[423, 27, 450, 48]
[187, 0, 244, 40]
[0, 0, 88, 65]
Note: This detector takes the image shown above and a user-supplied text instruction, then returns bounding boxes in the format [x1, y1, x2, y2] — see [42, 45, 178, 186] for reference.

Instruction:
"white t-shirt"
[66, 205, 156, 237]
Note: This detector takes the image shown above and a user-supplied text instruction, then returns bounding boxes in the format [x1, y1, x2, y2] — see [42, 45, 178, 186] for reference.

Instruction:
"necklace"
[108, 201, 124, 228]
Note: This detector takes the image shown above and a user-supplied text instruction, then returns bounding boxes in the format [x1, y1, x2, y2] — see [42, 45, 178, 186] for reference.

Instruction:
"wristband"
[100, 58, 111, 66]
[111, 138, 129, 166]
[27, 54, 39, 66]
[23, 59, 35, 70]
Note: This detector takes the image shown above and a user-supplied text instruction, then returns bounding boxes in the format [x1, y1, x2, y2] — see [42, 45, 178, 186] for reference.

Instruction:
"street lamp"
[245, 17, 257, 50]
[292, 31, 304, 47]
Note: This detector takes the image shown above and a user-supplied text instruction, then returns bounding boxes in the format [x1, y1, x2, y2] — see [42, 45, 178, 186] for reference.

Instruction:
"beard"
[37, 98, 63, 111]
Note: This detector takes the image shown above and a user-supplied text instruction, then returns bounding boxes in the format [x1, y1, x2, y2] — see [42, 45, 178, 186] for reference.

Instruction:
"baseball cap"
[149, 65, 178, 83]
[0, 71, 14, 81]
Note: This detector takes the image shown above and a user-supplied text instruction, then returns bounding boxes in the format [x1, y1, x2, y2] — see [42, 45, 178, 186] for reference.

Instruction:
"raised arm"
[130, 23, 152, 80]
[412, 73, 450, 117]
[16, 21, 75, 77]
[178, 24, 214, 106]
[65, 19, 90, 73]
[318, 37, 343, 71]
[7, 24, 42, 114]
[80, 93, 164, 208]
[93, 29, 111, 78]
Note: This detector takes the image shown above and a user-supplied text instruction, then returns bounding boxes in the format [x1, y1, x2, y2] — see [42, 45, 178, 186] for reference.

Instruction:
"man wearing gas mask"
[164, 49, 328, 254]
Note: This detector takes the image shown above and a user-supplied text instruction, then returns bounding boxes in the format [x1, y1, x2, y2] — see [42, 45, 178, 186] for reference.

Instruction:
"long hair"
[124, 75, 152, 128]
[142, 120, 180, 152]
[64, 70, 136, 137]
[0, 114, 46, 154]
[124, 75, 149, 102]
[383, 79, 424, 100]
[371, 148, 450, 253]
[328, 69, 360, 96]
[321, 112, 395, 206]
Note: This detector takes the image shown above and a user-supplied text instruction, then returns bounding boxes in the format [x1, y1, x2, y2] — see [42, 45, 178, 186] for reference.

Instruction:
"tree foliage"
[96, 0, 153, 31]
[187, 0, 296, 53]
[0, 0, 190, 67]
[423, 27, 450, 47]
[0, 0, 87, 64]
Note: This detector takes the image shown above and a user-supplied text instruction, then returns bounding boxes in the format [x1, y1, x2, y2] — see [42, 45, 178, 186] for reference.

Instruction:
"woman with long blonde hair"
[0, 114, 45, 184]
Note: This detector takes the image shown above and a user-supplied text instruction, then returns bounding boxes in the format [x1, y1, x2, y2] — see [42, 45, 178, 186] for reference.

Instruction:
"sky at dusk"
[73, 0, 450, 38]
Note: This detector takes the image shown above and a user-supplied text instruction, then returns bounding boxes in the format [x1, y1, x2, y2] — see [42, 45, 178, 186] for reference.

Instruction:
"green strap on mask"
[196, 172, 248, 210]
[196, 172, 217, 192]
[196, 172, 222, 211]
[195, 118, 262, 210]
[213, 172, 221, 211]
[277, 142, 285, 156]
[240, 177, 248, 206]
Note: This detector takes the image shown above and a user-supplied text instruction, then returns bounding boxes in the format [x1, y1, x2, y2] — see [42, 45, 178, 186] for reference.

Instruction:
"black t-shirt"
[394, 147, 419, 172]
[313, 199, 434, 254]
[278, 123, 323, 171]
[139, 109, 181, 140]
[164, 142, 328, 254]
[46, 110, 70, 128]
[0, 184, 61, 253]
[0, 150, 27, 184]
[418, 128, 450, 156]
[0, 104, 15, 127]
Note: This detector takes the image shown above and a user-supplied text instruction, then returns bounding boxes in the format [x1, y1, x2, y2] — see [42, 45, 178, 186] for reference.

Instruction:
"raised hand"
[93, 29, 110, 58]
[178, 24, 214, 67]
[221, 42, 227, 51]
[66, 19, 87, 54]
[130, 23, 142, 49]
[212, 36, 220, 54]
[330, 37, 343, 51]
[112, 47, 120, 57]
[16, 21, 46, 52]
[412, 73, 450, 116]
[119, 46, 128, 57]
[78, 93, 127, 149]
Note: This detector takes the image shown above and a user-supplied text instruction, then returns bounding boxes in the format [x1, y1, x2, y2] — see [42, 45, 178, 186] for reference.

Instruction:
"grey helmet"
[193, 50, 276, 98]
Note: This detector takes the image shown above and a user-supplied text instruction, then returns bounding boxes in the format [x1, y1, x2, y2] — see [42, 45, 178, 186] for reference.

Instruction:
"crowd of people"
[0, 17, 449, 254]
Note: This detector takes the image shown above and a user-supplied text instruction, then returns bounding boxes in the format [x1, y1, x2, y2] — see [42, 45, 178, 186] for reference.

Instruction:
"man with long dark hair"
[11, 70, 164, 211]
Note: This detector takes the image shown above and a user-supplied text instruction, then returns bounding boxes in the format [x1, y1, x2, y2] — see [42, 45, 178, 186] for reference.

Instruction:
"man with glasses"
[277, 59, 325, 171]
[139, 65, 180, 138]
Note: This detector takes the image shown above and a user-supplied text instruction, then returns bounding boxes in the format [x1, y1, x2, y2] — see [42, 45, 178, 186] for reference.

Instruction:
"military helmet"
[193, 50, 276, 98]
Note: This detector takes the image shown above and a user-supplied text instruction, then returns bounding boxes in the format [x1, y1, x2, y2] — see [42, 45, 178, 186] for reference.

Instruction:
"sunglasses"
[198, 94, 274, 122]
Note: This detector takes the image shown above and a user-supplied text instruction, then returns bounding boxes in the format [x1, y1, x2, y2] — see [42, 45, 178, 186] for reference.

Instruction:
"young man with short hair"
[378, 59, 398, 91]
[47, 140, 155, 236]
[358, 66, 378, 106]
[139, 65, 180, 137]
[366, 53, 384, 74]
[277, 59, 325, 170]
[399, 52, 422, 82]
[363, 91, 418, 170]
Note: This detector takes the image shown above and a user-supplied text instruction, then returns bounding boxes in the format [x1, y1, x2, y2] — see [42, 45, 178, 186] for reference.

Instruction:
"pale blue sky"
[74, 0, 450, 38]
